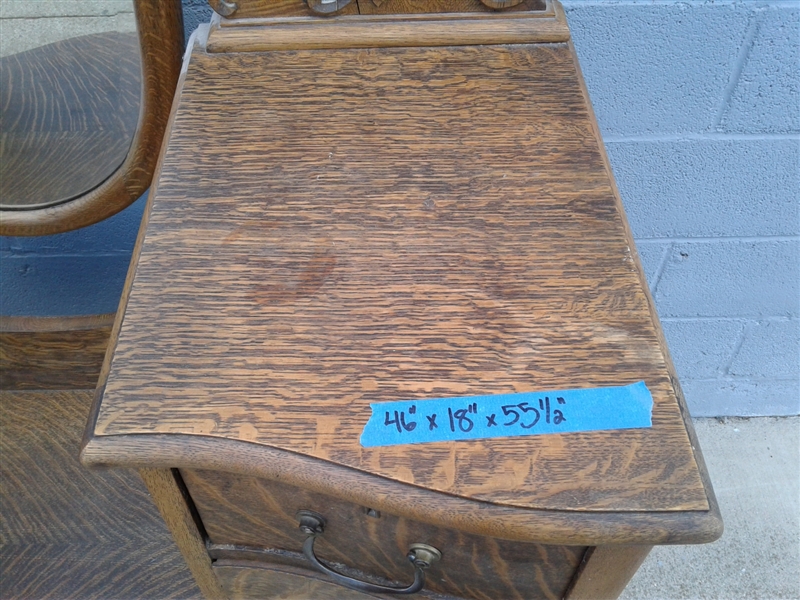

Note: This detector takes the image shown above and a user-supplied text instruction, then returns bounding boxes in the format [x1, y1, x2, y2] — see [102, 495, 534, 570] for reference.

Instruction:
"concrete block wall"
[564, 0, 799, 416]
[1, 0, 797, 416]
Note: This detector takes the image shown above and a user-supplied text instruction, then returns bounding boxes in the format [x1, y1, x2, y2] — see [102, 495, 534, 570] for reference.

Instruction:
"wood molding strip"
[83, 433, 723, 547]
[0, 313, 116, 333]
[206, 7, 569, 52]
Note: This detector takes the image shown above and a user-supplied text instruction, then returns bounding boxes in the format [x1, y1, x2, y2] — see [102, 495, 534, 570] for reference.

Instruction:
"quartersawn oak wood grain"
[139, 468, 227, 599]
[83, 433, 722, 546]
[0, 542, 198, 600]
[205, 8, 569, 53]
[0, 314, 113, 390]
[0, 0, 183, 236]
[0, 33, 141, 210]
[87, 42, 714, 518]
[213, 561, 385, 599]
[183, 468, 585, 599]
[0, 390, 200, 599]
[209, 0, 359, 18]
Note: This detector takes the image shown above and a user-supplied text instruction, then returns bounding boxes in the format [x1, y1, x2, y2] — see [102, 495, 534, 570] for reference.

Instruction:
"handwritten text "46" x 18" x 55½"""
[359, 381, 653, 447]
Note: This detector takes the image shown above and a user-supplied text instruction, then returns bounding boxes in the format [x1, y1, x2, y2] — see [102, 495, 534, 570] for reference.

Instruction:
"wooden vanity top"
[83, 36, 720, 544]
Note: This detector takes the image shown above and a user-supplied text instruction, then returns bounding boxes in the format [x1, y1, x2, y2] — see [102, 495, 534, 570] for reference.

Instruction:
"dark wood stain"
[211, 0, 359, 18]
[0, 315, 113, 390]
[0, 390, 200, 599]
[205, 9, 569, 53]
[139, 468, 228, 599]
[564, 545, 652, 600]
[78, 10, 722, 597]
[0, 33, 140, 209]
[83, 433, 723, 546]
[251, 246, 338, 305]
[0, 0, 183, 236]
[356, 0, 545, 14]
[214, 561, 390, 599]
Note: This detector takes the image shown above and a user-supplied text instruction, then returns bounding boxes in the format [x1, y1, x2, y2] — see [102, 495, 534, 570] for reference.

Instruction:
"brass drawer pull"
[296, 510, 442, 595]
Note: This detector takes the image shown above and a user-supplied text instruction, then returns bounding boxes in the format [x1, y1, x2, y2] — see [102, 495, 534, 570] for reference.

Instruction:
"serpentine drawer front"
[81, 1, 722, 598]
[182, 469, 586, 599]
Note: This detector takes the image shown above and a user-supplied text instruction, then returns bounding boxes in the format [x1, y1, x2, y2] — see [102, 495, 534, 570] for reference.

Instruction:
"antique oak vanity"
[81, 1, 722, 598]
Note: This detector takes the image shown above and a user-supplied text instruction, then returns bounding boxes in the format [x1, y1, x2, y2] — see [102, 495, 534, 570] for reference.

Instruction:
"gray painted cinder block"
[662, 319, 745, 379]
[722, 5, 800, 134]
[606, 139, 800, 238]
[730, 319, 800, 378]
[564, 2, 750, 135]
[681, 379, 800, 417]
[566, 1, 800, 415]
[654, 240, 800, 318]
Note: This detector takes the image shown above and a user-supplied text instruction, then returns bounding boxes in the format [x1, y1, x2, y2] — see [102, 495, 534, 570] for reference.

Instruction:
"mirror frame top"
[0, 0, 184, 236]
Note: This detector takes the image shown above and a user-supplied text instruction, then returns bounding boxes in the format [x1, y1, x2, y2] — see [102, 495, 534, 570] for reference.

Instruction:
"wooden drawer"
[183, 469, 585, 600]
[213, 561, 395, 599]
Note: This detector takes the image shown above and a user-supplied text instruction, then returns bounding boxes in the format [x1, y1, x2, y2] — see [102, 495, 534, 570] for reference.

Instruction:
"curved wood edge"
[0, 313, 115, 333]
[80, 32, 192, 459]
[211, 557, 447, 599]
[567, 38, 724, 537]
[205, 1, 568, 53]
[0, 0, 184, 236]
[81, 433, 723, 547]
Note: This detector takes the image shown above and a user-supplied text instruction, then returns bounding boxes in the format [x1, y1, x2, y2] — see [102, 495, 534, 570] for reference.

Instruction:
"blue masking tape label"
[360, 381, 653, 447]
